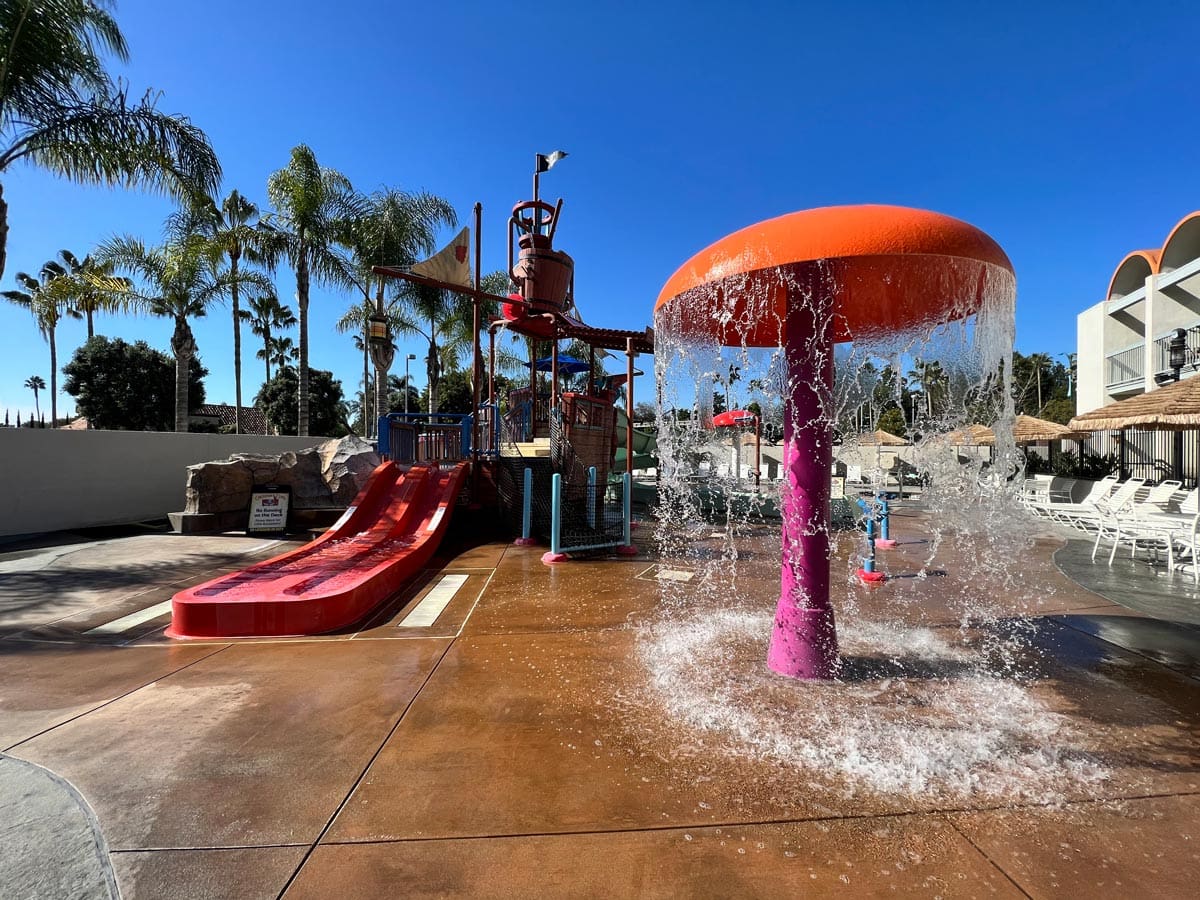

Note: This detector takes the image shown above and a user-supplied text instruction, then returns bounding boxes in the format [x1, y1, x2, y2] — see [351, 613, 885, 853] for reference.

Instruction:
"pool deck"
[1, 509, 1199, 899]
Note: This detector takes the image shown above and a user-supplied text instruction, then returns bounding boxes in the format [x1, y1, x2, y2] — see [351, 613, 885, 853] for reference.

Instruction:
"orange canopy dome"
[655, 205, 1014, 346]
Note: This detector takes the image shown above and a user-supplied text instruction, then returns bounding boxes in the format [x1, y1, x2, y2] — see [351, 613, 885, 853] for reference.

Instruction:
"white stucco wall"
[0, 429, 330, 538]
[1076, 302, 1107, 415]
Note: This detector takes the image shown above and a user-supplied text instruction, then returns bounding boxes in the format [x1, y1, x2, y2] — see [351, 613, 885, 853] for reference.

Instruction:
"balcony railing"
[1153, 322, 1200, 376]
[1105, 344, 1144, 389]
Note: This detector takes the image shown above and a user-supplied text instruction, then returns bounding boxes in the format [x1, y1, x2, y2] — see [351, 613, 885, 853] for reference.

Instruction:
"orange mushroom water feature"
[655, 205, 1015, 680]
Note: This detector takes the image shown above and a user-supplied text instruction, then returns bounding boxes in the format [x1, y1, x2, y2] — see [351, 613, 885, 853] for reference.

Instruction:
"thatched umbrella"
[1012, 414, 1081, 444]
[1013, 414, 1084, 474]
[1068, 375, 1200, 431]
[856, 429, 909, 446]
[946, 423, 995, 446]
[1069, 375, 1200, 483]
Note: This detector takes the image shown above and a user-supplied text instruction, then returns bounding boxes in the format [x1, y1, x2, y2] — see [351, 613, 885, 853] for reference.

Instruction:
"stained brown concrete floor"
[0, 506, 1198, 899]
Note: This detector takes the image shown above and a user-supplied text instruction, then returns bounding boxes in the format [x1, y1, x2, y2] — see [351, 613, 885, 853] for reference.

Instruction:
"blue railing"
[378, 412, 473, 465]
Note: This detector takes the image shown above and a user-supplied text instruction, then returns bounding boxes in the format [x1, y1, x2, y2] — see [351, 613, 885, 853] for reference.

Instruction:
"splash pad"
[655, 205, 1015, 679]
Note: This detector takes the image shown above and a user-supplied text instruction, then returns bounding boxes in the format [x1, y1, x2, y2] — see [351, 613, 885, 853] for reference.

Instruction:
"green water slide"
[613, 408, 658, 470]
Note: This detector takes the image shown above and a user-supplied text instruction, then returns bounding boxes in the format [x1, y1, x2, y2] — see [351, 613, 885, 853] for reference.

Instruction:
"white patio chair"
[1105, 487, 1199, 580]
[1092, 480, 1180, 563]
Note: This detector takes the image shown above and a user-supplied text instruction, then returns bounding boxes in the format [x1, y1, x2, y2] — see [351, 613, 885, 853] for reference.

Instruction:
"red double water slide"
[167, 461, 469, 639]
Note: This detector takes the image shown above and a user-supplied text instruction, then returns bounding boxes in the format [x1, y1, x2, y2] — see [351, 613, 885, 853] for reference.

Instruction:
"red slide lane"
[167, 461, 470, 639]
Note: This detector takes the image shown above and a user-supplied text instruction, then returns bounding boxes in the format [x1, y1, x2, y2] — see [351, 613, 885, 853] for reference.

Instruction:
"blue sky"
[3, 0, 1198, 422]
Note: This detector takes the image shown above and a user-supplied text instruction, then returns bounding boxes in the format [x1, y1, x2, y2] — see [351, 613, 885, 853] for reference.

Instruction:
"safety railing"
[378, 412, 473, 465]
[475, 403, 501, 456]
[1104, 344, 1144, 389]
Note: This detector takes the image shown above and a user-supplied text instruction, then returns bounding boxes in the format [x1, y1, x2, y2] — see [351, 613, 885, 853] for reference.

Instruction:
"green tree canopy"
[62, 335, 206, 430]
[876, 407, 906, 438]
[255, 367, 348, 437]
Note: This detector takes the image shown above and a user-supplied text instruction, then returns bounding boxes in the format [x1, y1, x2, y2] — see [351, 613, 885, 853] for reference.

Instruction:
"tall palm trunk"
[230, 249, 243, 433]
[362, 328, 370, 438]
[48, 326, 57, 427]
[0, 183, 8, 282]
[170, 316, 196, 433]
[296, 232, 310, 436]
[372, 282, 386, 434]
[32, 387, 40, 419]
[262, 321, 273, 384]
[85, 309, 94, 339]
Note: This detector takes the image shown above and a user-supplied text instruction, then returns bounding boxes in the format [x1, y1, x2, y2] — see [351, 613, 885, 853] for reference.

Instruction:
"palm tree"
[336, 298, 377, 437]
[393, 282, 475, 414]
[24, 374, 45, 418]
[186, 190, 279, 433]
[99, 230, 269, 432]
[907, 359, 947, 422]
[0, 0, 221, 279]
[341, 187, 457, 424]
[239, 292, 296, 385]
[266, 145, 362, 435]
[2, 261, 79, 425]
[266, 334, 297, 374]
[1027, 352, 1052, 414]
[56, 249, 130, 338]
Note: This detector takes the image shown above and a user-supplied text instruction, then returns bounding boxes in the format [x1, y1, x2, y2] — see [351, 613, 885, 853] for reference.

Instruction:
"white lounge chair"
[1092, 480, 1179, 562]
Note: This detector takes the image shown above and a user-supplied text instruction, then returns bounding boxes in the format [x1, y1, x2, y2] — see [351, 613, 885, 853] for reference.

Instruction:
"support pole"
[587, 466, 597, 528]
[617, 471, 637, 555]
[767, 286, 839, 679]
[514, 467, 536, 546]
[471, 203, 482, 472]
[551, 337, 559, 410]
[876, 493, 896, 548]
[542, 473, 569, 564]
[626, 338, 635, 477]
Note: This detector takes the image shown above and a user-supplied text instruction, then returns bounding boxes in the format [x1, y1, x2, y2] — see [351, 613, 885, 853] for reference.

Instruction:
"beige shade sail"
[1012, 414, 1083, 444]
[945, 423, 996, 446]
[856, 429, 909, 446]
[1068, 374, 1200, 432]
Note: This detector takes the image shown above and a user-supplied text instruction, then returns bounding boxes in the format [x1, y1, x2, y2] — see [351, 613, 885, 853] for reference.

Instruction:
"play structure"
[169, 157, 655, 638]
[655, 205, 1014, 679]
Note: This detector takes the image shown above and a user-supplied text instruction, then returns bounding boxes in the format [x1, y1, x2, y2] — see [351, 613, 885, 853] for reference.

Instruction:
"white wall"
[0, 429, 328, 538]
[1076, 302, 1107, 415]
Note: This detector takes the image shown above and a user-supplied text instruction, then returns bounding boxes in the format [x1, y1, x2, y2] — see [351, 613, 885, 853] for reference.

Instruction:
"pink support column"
[767, 286, 839, 680]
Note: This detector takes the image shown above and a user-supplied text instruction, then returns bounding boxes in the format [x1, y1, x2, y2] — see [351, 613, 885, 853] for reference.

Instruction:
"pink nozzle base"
[857, 568, 887, 583]
[767, 604, 839, 680]
[615, 544, 639, 556]
[875, 538, 897, 549]
[541, 551, 569, 565]
[513, 537, 538, 546]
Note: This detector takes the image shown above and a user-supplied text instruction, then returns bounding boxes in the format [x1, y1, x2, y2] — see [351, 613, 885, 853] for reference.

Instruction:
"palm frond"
[2, 86, 221, 202]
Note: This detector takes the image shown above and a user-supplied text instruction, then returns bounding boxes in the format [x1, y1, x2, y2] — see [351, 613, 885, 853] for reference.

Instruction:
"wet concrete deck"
[1, 509, 1198, 899]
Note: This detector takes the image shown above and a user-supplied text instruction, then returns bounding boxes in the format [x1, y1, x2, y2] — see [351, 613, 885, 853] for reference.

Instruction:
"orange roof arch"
[1158, 210, 1200, 273]
[1106, 249, 1160, 301]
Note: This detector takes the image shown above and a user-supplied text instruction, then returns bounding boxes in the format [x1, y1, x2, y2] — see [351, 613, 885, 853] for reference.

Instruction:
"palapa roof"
[1012, 414, 1082, 444]
[1069, 373, 1200, 432]
[856, 428, 909, 446]
[945, 423, 995, 446]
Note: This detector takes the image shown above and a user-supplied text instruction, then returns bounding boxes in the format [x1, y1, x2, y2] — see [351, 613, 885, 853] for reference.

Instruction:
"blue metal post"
[522, 467, 533, 541]
[587, 466, 597, 528]
[863, 515, 877, 573]
[550, 473, 562, 555]
[878, 493, 891, 542]
[856, 497, 877, 574]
